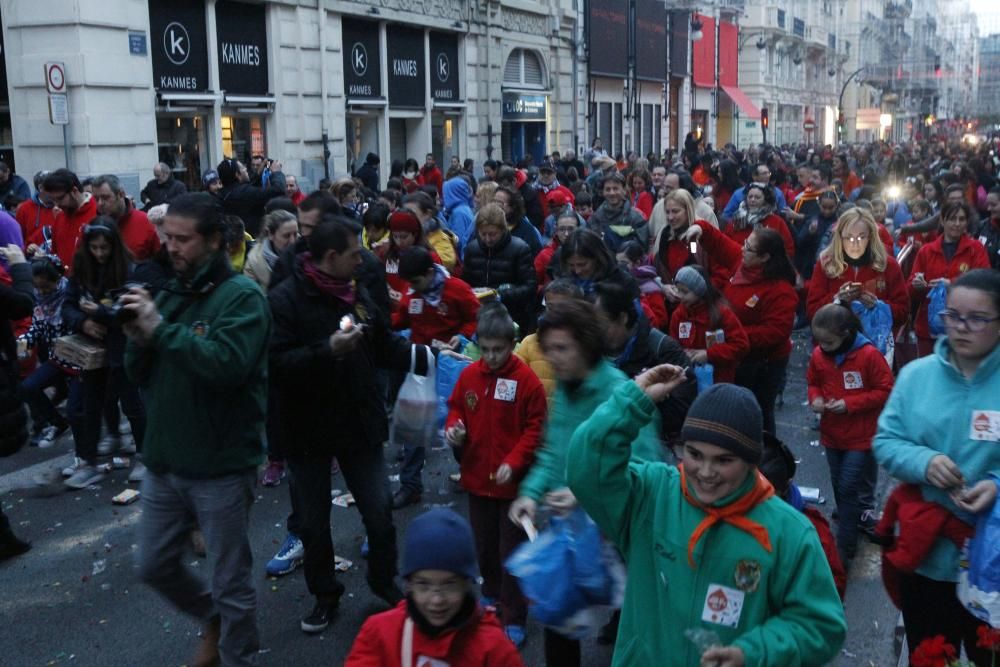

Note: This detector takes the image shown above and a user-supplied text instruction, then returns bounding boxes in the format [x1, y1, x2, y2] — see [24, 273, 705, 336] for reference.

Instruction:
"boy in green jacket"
[568, 370, 846, 666]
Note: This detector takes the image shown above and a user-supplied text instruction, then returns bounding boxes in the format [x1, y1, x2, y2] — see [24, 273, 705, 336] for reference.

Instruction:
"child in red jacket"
[807, 303, 894, 567]
[393, 246, 481, 347]
[444, 303, 547, 647]
[345, 508, 524, 667]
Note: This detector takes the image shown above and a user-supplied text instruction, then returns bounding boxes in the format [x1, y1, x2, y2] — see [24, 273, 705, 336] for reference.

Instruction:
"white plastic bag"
[390, 346, 437, 449]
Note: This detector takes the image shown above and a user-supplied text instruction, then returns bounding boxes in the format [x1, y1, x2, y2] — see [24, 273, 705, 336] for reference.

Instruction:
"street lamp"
[837, 66, 868, 142]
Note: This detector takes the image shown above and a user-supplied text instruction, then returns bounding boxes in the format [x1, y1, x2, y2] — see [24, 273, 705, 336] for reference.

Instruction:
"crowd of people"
[0, 132, 998, 666]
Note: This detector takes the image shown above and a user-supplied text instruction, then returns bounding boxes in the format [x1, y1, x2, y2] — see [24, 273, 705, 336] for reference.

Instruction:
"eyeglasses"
[409, 579, 467, 598]
[936, 310, 1000, 333]
[841, 234, 869, 244]
[743, 239, 760, 254]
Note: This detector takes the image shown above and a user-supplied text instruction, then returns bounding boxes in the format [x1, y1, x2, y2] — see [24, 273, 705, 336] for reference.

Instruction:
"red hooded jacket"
[908, 235, 990, 339]
[655, 221, 732, 290]
[669, 300, 749, 383]
[446, 354, 546, 500]
[15, 198, 56, 249]
[392, 275, 481, 345]
[51, 195, 98, 272]
[806, 255, 909, 324]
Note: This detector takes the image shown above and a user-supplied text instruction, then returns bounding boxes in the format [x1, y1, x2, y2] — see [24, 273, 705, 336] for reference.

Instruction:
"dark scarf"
[405, 592, 478, 638]
[821, 330, 857, 359]
[844, 246, 872, 268]
[300, 252, 355, 306]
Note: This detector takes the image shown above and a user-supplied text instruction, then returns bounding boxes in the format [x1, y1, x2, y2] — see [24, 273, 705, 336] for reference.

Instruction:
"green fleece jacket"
[568, 381, 846, 666]
[125, 256, 270, 478]
[518, 359, 662, 501]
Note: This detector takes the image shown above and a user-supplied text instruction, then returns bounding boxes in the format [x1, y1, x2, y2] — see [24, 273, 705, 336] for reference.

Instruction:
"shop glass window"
[156, 114, 207, 192]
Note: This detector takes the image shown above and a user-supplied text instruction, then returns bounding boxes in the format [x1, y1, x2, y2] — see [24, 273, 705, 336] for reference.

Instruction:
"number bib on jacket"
[701, 583, 745, 627]
[494, 379, 518, 402]
[970, 410, 1000, 441]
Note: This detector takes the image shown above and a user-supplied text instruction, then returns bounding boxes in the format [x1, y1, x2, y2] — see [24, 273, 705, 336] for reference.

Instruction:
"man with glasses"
[721, 164, 789, 223]
[41, 169, 98, 269]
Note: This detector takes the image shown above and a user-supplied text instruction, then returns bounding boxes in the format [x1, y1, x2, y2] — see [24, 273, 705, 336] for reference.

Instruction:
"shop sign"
[502, 93, 546, 122]
[387, 26, 425, 108]
[149, 0, 209, 92]
[588, 0, 627, 77]
[429, 32, 460, 101]
[342, 19, 381, 99]
[216, 0, 269, 95]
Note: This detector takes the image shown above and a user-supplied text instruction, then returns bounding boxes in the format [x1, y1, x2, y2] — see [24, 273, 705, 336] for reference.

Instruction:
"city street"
[1, 331, 900, 666]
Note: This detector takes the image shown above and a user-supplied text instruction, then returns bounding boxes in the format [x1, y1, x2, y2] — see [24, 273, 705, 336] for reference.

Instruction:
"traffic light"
[934, 56, 941, 78]
[761, 108, 769, 129]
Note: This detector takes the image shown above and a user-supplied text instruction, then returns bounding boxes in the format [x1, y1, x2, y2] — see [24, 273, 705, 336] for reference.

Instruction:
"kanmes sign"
[343, 19, 381, 99]
[149, 0, 209, 92]
[215, 0, 268, 95]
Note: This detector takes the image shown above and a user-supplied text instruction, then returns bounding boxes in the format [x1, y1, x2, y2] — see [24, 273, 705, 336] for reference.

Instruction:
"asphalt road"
[0, 331, 900, 666]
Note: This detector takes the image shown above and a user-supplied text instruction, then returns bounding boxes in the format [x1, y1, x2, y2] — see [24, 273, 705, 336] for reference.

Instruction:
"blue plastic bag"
[927, 282, 948, 337]
[435, 352, 472, 429]
[850, 300, 893, 357]
[694, 364, 714, 395]
[957, 476, 1000, 628]
[505, 516, 584, 626]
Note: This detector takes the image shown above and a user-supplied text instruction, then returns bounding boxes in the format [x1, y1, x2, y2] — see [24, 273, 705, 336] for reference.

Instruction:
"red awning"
[720, 84, 761, 118]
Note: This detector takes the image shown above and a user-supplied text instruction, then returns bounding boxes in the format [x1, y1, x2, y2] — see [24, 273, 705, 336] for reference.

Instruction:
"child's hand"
[509, 496, 537, 525]
[544, 488, 577, 516]
[951, 480, 998, 514]
[445, 420, 466, 447]
[810, 397, 826, 414]
[686, 349, 708, 365]
[494, 463, 513, 485]
[825, 399, 847, 414]
[926, 454, 965, 490]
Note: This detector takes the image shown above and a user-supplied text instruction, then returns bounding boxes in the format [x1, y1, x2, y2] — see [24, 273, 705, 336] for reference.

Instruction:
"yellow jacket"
[514, 333, 555, 400]
[426, 228, 457, 272]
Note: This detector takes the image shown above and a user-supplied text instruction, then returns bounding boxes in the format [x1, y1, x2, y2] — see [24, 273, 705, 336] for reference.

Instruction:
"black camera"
[109, 282, 150, 325]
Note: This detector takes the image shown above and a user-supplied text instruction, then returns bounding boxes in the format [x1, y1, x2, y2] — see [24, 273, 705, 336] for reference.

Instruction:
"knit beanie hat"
[389, 210, 423, 237]
[674, 265, 708, 297]
[402, 508, 480, 580]
[681, 384, 763, 464]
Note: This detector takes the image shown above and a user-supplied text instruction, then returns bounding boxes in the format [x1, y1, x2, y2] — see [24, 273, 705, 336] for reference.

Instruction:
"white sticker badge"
[678, 322, 692, 339]
[408, 298, 424, 315]
[969, 411, 1000, 442]
[701, 583, 745, 628]
[843, 371, 864, 390]
[494, 379, 518, 402]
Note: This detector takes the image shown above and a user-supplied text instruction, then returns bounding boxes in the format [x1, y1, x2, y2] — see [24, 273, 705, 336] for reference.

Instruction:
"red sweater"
[51, 195, 98, 271]
[629, 190, 654, 220]
[669, 301, 749, 383]
[117, 206, 161, 261]
[15, 199, 56, 249]
[806, 339, 893, 450]
[721, 212, 795, 260]
[908, 235, 990, 339]
[656, 221, 733, 290]
[804, 506, 847, 600]
[383, 249, 442, 312]
[806, 255, 908, 324]
[446, 355, 547, 500]
[346, 602, 524, 667]
[534, 239, 559, 290]
[419, 166, 444, 195]
[392, 276, 481, 345]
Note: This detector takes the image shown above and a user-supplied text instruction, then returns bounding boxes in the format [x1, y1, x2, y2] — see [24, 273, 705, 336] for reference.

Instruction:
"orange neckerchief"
[680, 467, 775, 568]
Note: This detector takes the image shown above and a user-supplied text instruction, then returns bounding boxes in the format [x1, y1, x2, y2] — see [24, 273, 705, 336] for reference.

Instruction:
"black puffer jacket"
[0, 262, 33, 456]
[267, 251, 427, 457]
[462, 232, 536, 326]
[217, 170, 287, 238]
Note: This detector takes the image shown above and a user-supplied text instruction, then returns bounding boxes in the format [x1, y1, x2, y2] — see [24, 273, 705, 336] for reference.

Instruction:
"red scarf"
[730, 263, 764, 287]
[301, 253, 356, 306]
[680, 467, 775, 568]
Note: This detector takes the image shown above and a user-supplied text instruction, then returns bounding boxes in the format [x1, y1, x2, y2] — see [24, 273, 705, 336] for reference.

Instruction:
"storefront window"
[432, 113, 459, 169]
[156, 114, 208, 192]
[348, 114, 380, 176]
[221, 115, 267, 165]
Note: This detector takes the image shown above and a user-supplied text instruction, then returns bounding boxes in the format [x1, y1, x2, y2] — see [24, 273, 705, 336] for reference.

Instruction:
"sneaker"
[858, 509, 879, 538]
[261, 460, 285, 487]
[62, 457, 86, 477]
[265, 533, 304, 577]
[300, 585, 345, 634]
[505, 625, 526, 648]
[97, 434, 123, 456]
[128, 461, 147, 483]
[391, 488, 421, 510]
[38, 424, 68, 449]
[64, 464, 106, 489]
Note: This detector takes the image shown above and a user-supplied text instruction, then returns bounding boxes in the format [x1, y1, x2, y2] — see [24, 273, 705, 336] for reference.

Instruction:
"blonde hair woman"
[806, 207, 909, 323]
[653, 189, 730, 303]
[475, 181, 499, 211]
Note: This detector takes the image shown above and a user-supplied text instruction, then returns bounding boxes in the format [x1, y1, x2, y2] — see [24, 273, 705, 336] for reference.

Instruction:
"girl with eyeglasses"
[534, 206, 581, 292]
[874, 269, 1000, 666]
[60, 218, 147, 489]
[725, 182, 795, 261]
[908, 201, 991, 357]
[806, 208, 909, 326]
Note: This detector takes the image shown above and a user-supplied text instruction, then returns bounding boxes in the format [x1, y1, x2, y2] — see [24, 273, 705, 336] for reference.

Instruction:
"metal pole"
[63, 124, 71, 170]
[837, 66, 867, 145]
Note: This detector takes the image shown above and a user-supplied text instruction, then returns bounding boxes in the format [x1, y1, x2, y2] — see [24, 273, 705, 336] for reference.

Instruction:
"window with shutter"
[503, 49, 546, 88]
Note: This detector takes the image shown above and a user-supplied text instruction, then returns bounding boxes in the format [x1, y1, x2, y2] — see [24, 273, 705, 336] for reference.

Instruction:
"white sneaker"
[128, 461, 147, 483]
[97, 435, 123, 456]
[37, 424, 67, 449]
[62, 457, 86, 477]
[64, 464, 105, 489]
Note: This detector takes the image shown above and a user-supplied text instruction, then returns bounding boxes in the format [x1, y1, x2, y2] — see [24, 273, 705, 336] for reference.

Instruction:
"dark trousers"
[467, 494, 528, 626]
[544, 628, 581, 667]
[21, 362, 74, 430]
[899, 572, 993, 666]
[826, 448, 875, 562]
[287, 440, 397, 600]
[734, 356, 788, 437]
[77, 367, 146, 464]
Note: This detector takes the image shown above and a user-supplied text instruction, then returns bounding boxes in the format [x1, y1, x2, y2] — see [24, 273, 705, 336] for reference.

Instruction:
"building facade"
[979, 33, 1000, 124]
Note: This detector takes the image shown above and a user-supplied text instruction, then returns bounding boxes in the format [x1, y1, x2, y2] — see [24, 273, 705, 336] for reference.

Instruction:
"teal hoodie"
[567, 381, 846, 666]
[518, 359, 662, 501]
[874, 335, 1000, 581]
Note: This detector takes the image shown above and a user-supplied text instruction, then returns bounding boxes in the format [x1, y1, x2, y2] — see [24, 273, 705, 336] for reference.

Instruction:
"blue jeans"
[825, 448, 875, 562]
[20, 362, 77, 430]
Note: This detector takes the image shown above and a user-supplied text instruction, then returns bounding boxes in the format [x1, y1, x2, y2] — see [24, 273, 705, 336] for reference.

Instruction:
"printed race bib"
[385, 258, 399, 275]
[678, 322, 692, 339]
[705, 329, 726, 348]
[701, 583, 745, 628]
[843, 371, 863, 390]
[745, 294, 760, 308]
[494, 379, 518, 402]
[408, 298, 424, 315]
[969, 411, 1000, 442]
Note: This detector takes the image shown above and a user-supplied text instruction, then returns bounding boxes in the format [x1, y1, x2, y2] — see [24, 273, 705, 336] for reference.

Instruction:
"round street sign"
[803, 119, 816, 132]
[45, 62, 66, 94]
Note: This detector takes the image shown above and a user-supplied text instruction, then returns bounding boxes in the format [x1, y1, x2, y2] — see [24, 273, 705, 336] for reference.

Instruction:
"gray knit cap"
[675, 265, 708, 297]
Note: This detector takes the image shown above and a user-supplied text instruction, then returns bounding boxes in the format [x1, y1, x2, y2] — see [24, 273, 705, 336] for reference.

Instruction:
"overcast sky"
[970, 0, 1000, 35]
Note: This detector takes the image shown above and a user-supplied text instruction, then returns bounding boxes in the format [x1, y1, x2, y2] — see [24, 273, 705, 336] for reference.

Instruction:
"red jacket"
[806, 255, 908, 324]
[629, 190, 654, 220]
[539, 184, 576, 220]
[383, 249, 442, 312]
[534, 239, 559, 290]
[446, 355, 546, 499]
[721, 212, 795, 260]
[419, 166, 444, 195]
[669, 301, 749, 383]
[392, 276, 481, 345]
[51, 196, 98, 272]
[656, 221, 732, 290]
[15, 198, 56, 249]
[117, 205, 161, 262]
[346, 601, 524, 667]
[908, 235, 990, 339]
[803, 506, 847, 600]
[806, 338, 893, 450]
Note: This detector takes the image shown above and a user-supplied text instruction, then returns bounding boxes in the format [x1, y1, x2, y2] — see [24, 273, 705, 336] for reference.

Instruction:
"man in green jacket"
[122, 193, 270, 667]
[568, 369, 846, 666]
